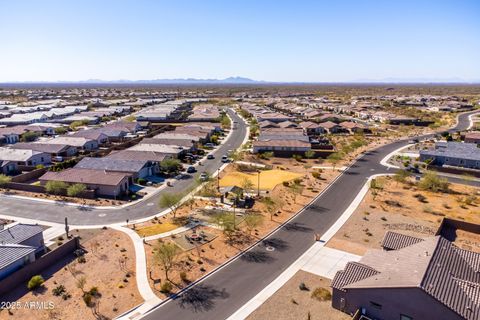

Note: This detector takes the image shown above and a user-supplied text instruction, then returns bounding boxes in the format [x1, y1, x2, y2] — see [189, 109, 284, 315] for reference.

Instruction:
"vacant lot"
[248, 270, 349, 320]
[327, 176, 480, 255]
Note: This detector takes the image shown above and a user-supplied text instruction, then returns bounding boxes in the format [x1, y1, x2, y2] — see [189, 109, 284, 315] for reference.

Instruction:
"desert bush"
[161, 282, 173, 293]
[27, 275, 45, 290]
[52, 285, 66, 296]
[311, 287, 332, 301]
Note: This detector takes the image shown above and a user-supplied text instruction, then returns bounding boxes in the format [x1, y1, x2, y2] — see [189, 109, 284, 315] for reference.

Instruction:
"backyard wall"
[0, 237, 80, 298]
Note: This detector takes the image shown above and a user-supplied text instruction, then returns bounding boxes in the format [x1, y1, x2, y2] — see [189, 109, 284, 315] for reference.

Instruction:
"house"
[465, 132, 480, 144]
[75, 157, 158, 179]
[319, 121, 342, 133]
[140, 138, 196, 151]
[106, 150, 171, 163]
[11, 142, 78, 158]
[43, 136, 99, 151]
[71, 129, 109, 145]
[252, 140, 311, 155]
[299, 121, 326, 135]
[419, 142, 480, 169]
[332, 232, 480, 320]
[0, 127, 22, 144]
[39, 168, 130, 198]
[258, 120, 279, 129]
[0, 147, 51, 173]
[128, 143, 185, 158]
[0, 224, 45, 280]
[339, 121, 369, 133]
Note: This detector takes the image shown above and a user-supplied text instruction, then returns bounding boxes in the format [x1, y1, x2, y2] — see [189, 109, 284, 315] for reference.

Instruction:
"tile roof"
[0, 244, 35, 270]
[0, 224, 43, 245]
[40, 168, 129, 186]
[106, 150, 169, 162]
[381, 231, 424, 250]
[75, 157, 149, 173]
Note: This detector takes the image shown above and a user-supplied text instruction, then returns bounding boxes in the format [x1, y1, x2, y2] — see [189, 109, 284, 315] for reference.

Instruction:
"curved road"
[0, 108, 248, 225]
[142, 110, 478, 320]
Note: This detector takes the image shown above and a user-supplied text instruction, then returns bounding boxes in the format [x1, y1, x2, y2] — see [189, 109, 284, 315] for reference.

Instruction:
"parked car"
[186, 166, 196, 173]
[207, 154, 215, 160]
[221, 155, 229, 163]
[204, 143, 215, 148]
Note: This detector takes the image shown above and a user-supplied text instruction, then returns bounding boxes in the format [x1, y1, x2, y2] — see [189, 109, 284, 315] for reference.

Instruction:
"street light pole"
[257, 170, 260, 197]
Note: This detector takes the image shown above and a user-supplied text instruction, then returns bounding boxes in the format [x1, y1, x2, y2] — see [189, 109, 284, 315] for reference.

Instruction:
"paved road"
[142, 110, 479, 320]
[0, 108, 248, 225]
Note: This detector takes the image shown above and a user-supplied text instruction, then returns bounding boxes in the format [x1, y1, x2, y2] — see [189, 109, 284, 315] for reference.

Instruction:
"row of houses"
[36, 121, 222, 198]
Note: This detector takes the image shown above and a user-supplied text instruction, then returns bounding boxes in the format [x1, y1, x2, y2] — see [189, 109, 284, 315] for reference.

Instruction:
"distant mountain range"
[1, 77, 263, 85]
[1, 76, 479, 84]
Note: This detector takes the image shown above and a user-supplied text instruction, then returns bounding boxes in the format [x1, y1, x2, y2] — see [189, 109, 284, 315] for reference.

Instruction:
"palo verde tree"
[154, 242, 179, 281]
[158, 192, 183, 218]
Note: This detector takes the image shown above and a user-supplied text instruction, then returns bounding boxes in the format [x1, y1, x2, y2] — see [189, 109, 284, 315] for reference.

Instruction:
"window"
[370, 301, 382, 309]
[400, 315, 413, 320]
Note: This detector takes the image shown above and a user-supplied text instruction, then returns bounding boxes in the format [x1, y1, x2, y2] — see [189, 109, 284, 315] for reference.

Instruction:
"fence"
[10, 167, 47, 183]
[0, 237, 80, 298]
[436, 217, 480, 240]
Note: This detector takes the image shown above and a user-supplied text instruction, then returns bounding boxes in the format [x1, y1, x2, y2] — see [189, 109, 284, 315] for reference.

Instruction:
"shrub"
[45, 181, 68, 195]
[180, 271, 188, 282]
[311, 172, 321, 179]
[299, 282, 309, 291]
[160, 281, 173, 293]
[52, 285, 66, 296]
[282, 181, 290, 187]
[83, 292, 93, 306]
[77, 256, 86, 263]
[311, 287, 332, 301]
[27, 275, 45, 290]
[137, 178, 147, 185]
[418, 171, 449, 193]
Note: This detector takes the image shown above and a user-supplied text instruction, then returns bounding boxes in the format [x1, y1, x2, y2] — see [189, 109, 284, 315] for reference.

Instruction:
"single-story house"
[75, 157, 158, 179]
[331, 232, 479, 320]
[319, 121, 342, 133]
[71, 129, 109, 145]
[419, 142, 480, 169]
[465, 132, 480, 144]
[252, 139, 311, 155]
[299, 121, 326, 135]
[11, 142, 78, 158]
[0, 224, 45, 280]
[140, 138, 196, 151]
[39, 168, 131, 198]
[0, 147, 51, 173]
[340, 121, 369, 133]
[128, 143, 185, 158]
[106, 150, 171, 163]
[42, 136, 99, 151]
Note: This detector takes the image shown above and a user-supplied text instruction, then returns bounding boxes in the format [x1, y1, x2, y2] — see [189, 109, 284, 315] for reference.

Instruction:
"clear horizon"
[0, 0, 479, 83]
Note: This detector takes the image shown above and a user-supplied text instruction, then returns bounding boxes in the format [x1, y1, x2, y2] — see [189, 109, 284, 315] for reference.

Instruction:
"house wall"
[336, 287, 462, 320]
[26, 152, 51, 166]
[420, 153, 480, 170]
[20, 233, 45, 253]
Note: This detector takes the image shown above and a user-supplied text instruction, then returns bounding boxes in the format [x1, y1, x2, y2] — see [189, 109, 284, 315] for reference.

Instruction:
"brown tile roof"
[381, 231, 424, 250]
[253, 140, 311, 148]
[39, 168, 129, 186]
[106, 150, 169, 162]
[331, 262, 379, 292]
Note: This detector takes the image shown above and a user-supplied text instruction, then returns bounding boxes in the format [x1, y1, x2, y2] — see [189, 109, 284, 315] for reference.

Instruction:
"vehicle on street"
[207, 154, 215, 160]
[186, 166, 196, 173]
[204, 143, 215, 148]
[199, 172, 208, 181]
[221, 155, 229, 163]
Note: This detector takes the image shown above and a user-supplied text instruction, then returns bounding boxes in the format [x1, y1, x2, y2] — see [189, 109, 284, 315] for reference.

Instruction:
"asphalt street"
[142, 110, 479, 320]
[0, 108, 248, 225]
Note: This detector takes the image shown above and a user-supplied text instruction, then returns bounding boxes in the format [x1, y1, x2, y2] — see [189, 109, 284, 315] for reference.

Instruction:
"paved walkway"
[301, 246, 360, 279]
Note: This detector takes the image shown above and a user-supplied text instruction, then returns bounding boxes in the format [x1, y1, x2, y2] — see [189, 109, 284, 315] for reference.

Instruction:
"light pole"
[257, 170, 260, 197]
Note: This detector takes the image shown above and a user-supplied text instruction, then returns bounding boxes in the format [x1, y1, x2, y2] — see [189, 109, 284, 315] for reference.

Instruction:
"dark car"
[186, 166, 196, 173]
[207, 154, 215, 160]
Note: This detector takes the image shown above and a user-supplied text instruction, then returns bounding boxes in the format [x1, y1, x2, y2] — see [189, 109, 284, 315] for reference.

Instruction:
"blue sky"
[0, 0, 479, 82]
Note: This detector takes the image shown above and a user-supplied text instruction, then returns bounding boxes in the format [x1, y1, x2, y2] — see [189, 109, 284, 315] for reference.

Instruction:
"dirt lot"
[327, 176, 480, 255]
[247, 270, 349, 320]
[0, 229, 141, 320]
